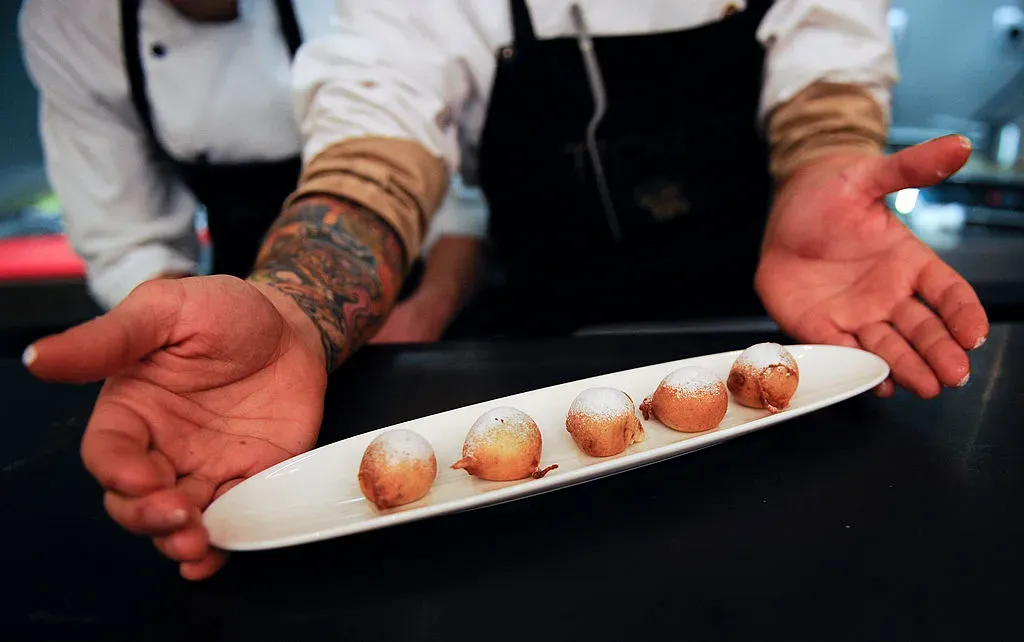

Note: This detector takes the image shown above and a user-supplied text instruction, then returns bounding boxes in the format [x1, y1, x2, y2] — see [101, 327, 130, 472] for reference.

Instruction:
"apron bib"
[474, 0, 775, 336]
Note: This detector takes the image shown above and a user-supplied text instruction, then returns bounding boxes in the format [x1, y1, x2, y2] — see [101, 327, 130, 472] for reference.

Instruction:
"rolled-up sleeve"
[758, 0, 899, 120]
[20, 2, 198, 309]
[757, 0, 898, 179]
[290, 1, 487, 259]
[293, 2, 474, 168]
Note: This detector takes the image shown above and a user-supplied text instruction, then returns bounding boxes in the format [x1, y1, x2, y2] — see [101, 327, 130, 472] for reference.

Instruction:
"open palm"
[757, 135, 989, 398]
[27, 276, 326, 579]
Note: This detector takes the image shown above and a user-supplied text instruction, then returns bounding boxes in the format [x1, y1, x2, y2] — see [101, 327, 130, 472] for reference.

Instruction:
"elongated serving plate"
[204, 344, 888, 550]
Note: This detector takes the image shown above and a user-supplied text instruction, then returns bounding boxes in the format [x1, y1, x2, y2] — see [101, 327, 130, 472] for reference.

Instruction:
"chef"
[291, 0, 903, 335]
[23, 0, 989, 581]
[19, 0, 486, 341]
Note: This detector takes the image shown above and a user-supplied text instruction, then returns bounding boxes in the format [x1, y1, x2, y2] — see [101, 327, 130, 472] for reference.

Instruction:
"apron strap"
[120, 0, 164, 161]
[272, 0, 303, 57]
[509, 0, 537, 44]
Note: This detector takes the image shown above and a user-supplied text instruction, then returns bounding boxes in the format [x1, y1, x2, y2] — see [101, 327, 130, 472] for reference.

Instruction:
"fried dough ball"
[640, 366, 728, 433]
[452, 407, 558, 481]
[727, 343, 799, 413]
[566, 387, 646, 456]
[358, 429, 437, 509]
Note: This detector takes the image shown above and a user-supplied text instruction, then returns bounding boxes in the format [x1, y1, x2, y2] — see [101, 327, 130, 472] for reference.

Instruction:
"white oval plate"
[205, 344, 888, 551]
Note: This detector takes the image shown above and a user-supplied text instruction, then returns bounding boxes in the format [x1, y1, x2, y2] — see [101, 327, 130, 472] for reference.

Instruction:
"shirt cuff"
[87, 245, 197, 310]
[286, 137, 449, 262]
[422, 176, 489, 254]
[766, 81, 888, 182]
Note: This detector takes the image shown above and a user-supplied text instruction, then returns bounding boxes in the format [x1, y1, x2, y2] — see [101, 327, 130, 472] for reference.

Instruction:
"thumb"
[855, 134, 972, 199]
[24, 279, 184, 383]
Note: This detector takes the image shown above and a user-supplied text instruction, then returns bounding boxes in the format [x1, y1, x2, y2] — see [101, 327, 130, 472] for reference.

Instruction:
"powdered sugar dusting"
[735, 343, 795, 371]
[569, 387, 633, 421]
[660, 366, 723, 395]
[465, 406, 538, 454]
[372, 429, 434, 463]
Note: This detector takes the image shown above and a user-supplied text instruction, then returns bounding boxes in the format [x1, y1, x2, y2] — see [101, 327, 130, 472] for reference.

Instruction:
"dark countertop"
[3, 222, 1024, 359]
[2, 327, 1022, 641]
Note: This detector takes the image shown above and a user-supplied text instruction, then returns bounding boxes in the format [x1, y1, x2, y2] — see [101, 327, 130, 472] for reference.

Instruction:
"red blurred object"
[0, 234, 86, 281]
[985, 190, 1004, 208]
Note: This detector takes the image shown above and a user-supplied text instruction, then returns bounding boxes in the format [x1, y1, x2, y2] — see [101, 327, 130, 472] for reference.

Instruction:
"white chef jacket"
[19, 0, 489, 309]
[294, 0, 898, 178]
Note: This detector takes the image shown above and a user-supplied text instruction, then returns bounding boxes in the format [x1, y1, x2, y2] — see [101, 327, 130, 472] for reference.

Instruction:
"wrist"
[777, 147, 880, 191]
[778, 151, 866, 191]
[247, 279, 329, 371]
[416, 278, 462, 313]
[247, 197, 406, 371]
[403, 286, 459, 335]
[768, 81, 886, 183]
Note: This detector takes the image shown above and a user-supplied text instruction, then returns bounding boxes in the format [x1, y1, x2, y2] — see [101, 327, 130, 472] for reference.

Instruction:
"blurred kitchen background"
[885, 0, 1024, 321]
[2, 1, 1024, 353]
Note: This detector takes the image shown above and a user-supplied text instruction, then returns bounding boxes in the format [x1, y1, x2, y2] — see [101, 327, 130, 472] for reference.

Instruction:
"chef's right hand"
[23, 275, 327, 580]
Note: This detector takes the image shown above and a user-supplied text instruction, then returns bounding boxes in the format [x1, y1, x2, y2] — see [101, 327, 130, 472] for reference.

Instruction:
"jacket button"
[151, 42, 167, 58]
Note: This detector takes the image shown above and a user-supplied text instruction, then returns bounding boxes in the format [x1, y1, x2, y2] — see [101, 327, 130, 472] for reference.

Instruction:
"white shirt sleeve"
[293, 1, 491, 174]
[758, 0, 899, 121]
[421, 175, 490, 254]
[20, 1, 199, 309]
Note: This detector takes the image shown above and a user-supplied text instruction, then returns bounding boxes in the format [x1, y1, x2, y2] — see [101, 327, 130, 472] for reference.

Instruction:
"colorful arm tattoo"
[249, 196, 405, 371]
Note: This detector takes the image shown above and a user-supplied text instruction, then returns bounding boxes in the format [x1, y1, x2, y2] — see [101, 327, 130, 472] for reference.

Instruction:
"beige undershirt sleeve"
[288, 84, 885, 255]
[285, 137, 449, 261]
[767, 82, 888, 182]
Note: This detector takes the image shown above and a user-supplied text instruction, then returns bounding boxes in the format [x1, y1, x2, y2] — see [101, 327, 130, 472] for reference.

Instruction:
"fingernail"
[141, 506, 189, 529]
[21, 345, 37, 367]
[972, 336, 987, 350]
[958, 135, 973, 150]
[957, 373, 970, 388]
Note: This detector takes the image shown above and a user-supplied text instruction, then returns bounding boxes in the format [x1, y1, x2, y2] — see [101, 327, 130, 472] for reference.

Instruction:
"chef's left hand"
[371, 295, 447, 344]
[756, 135, 989, 399]
[372, 237, 482, 344]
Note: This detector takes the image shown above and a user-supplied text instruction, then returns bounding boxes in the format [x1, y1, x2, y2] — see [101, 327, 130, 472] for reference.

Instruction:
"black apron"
[473, 0, 775, 336]
[120, 0, 304, 278]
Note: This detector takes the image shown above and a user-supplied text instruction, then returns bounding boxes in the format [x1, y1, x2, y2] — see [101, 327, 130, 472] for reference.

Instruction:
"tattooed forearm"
[249, 196, 406, 370]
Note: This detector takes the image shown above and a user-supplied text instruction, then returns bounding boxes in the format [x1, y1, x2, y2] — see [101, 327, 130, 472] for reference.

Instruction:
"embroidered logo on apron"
[635, 179, 690, 223]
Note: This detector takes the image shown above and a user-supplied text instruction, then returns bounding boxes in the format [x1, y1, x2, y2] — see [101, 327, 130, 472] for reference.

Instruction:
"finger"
[81, 400, 173, 496]
[891, 298, 971, 388]
[103, 489, 192, 536]
[154, 519, 210, 563]
[790, 312, 860, 349]
[857, 322, 942, 399]
[818, 332, 859, 349]
[212, 478, 245, 502]
[24, 279, 185, 383]
[177, 475, 246, 513]
[854, 134, 972, 199]
[916, 260, 990, 351]
[180, 550, 230, 581]
[176, 475, 218, 509]
[874, 378, 896, 398]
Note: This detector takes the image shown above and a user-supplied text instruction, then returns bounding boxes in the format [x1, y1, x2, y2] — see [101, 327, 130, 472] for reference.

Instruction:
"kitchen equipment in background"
[995, 120, 1023, 168]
